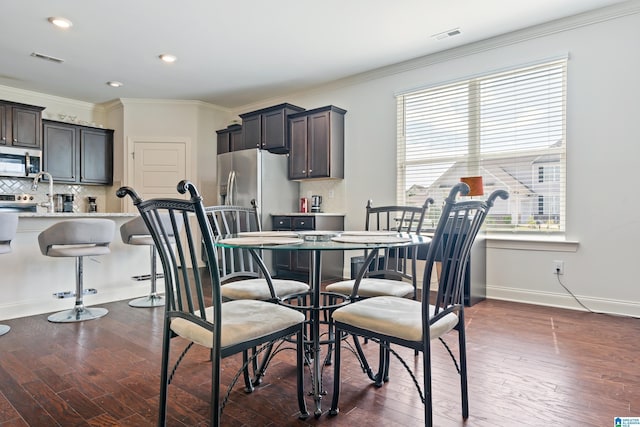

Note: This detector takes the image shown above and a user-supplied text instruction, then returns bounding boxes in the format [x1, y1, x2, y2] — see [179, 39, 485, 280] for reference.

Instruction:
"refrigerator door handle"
[227, 170, 236, 205]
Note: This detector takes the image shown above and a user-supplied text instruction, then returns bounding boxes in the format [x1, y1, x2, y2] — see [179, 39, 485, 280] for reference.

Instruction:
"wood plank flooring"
[1, 285, 638, 426]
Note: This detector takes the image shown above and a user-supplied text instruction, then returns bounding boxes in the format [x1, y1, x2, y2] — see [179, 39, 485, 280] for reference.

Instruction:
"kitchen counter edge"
[19, 212, 138, 218]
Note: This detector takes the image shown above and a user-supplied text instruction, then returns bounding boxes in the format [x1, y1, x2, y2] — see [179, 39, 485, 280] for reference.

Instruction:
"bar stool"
[0, 213, 19, 336]
[38, 219, 115, 323]
[120, 215, 182, 307]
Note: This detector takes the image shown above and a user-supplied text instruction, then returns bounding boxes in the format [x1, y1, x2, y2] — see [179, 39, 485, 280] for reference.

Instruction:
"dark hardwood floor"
[1, 286, 638, 426]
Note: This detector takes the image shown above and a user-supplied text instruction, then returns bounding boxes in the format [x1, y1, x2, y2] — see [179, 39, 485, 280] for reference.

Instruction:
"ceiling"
[0, 0, 629, 109]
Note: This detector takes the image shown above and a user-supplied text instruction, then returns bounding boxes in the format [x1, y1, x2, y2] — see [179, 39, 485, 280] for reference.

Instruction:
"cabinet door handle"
[302, 170, 306, 174]
[309, 169, 312, 173]
[1, 136, 5, 141]
[13, 138, 17, 142]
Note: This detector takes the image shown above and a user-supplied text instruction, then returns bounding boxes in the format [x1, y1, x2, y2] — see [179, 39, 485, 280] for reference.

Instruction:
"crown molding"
[291, 0, 640, 96]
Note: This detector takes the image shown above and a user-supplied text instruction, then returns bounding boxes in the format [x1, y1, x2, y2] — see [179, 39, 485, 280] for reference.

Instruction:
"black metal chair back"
[205, 203, 262, 282]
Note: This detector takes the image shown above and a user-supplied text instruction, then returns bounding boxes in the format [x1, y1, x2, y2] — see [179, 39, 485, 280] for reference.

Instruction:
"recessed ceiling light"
[159, 54, 177, 63]
[48, 17, 73, 29]
[106, 81, 123, 88]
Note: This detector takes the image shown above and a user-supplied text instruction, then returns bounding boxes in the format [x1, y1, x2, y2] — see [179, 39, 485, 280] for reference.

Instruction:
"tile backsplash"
[0, 177, 107, 213]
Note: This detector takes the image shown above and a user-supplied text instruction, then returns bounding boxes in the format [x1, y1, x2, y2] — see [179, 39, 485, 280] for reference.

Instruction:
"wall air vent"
[431, 28, 461, 41]
[30, 52, 64, 64]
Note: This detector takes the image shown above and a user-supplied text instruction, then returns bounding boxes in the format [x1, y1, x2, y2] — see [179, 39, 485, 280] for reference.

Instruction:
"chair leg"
[48, 257, 108, 323]
[329, 328, 341, 416]
[297, 327, 310, 419]
[158, 318, 171, 426]
[129, 246, 165, 307]
[424, 337, 433, 427]
[458, 314, 469, 419]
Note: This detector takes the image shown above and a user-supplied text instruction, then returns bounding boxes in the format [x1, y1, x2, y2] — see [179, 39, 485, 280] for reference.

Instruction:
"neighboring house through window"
[396, 58, 567, 233]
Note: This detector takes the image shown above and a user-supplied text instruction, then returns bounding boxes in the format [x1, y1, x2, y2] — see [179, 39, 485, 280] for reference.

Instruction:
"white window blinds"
[397, 59, 567, 233]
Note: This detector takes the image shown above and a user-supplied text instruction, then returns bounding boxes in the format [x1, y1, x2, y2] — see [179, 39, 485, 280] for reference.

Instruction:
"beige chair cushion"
[170, 299, 305, 349]
[326, 278, 414, 298]
[221, 278, 309, 300]
[332, 296, 459, 342]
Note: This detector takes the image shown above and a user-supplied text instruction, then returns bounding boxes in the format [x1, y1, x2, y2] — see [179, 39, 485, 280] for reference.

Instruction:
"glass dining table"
[216, 230, 431, 418]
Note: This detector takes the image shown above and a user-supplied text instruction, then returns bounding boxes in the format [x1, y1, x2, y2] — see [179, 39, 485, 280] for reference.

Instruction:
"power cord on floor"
[554, 271, 594, 312]
[554, 271, 639, 319]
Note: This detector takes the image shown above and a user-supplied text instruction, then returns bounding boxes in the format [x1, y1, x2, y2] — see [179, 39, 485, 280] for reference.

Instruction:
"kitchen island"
[1, 212, 158, 321]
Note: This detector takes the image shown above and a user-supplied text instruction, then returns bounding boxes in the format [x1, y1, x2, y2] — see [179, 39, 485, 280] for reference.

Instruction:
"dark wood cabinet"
[288, 105, 346, 180]
[271, 214, 344, 280]
[43, 120, 113, 185]
[239, 103, 305, 153]
[0, 100, 45, 149]
[216, 124, 242, 154]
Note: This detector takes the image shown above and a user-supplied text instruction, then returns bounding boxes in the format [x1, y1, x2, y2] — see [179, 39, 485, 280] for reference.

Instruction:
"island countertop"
[18, 212, 138, 218]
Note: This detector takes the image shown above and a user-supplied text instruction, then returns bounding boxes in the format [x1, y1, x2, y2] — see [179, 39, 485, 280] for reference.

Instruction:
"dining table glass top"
[214, 230, 431, 251]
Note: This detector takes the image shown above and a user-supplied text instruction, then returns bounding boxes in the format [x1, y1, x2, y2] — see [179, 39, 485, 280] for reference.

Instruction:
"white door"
[132, 140, 188, 201]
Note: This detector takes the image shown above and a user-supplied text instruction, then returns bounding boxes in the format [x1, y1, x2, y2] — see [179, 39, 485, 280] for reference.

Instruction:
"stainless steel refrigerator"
[217, 149, 299, 230]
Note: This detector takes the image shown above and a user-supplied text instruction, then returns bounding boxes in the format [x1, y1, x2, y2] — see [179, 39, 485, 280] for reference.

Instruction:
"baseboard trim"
[486, 285, 640, 318]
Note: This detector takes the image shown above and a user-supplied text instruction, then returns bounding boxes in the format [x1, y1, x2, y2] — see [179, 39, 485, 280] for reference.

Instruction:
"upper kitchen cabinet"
[0, 100, 45, 149]
[43, 120, 114, 185]
[216, 124, 242, 154]
[239, 103, 305, 153]
[288, 105, 346, 180]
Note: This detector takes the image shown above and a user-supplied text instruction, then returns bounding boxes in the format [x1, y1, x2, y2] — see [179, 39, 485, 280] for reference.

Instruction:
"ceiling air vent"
[30, 52, 64, 64]
[432, 28, 461, 41]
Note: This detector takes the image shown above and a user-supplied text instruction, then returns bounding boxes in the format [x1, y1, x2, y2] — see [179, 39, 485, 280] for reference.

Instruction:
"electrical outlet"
[553, 260, 564, 275]
[328, 190, 335, 199]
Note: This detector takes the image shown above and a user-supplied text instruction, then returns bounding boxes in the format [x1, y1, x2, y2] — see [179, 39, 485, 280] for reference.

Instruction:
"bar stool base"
[0, 325, 10, 336]
[128, 293, 164, 308]
[48, 307, 108, 323]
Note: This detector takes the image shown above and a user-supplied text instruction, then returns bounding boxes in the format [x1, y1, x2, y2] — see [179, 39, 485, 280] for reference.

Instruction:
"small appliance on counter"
[63, 194, 74, 212]
[54, 194, 74, 212]
[87, 196, 97, 213]
[54, 194, 65, 212]
[311, 195, 322, 212]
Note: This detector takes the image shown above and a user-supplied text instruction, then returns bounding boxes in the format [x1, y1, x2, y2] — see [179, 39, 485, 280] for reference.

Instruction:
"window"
[396, 59, 566, 233]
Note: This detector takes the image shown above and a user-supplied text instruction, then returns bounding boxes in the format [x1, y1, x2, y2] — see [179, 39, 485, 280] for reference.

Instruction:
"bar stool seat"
[38, 219, 115, 323]
[120, 215, 182, 308]
[0, 213, 19, 336]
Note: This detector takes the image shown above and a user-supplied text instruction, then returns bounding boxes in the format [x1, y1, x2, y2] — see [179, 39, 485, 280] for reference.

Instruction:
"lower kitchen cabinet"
[272, 214, 344, 280]
[43, 120, 113, 185]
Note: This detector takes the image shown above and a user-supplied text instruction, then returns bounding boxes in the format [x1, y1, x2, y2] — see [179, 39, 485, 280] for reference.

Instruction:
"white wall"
[234, 7, 640, 316]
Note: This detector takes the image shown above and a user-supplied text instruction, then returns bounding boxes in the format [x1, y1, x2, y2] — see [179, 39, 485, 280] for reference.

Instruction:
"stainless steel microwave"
[0, 146, 42, 177]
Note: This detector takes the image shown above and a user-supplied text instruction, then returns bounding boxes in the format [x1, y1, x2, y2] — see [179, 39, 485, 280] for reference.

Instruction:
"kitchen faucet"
[31, 171, 55, 213]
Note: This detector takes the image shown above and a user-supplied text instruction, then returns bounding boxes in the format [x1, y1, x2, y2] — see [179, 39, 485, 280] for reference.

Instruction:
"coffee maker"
[311, 195, 322, 212]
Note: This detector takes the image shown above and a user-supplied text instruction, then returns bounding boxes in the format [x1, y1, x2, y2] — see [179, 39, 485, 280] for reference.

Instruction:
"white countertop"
[19, 212, 138, 218]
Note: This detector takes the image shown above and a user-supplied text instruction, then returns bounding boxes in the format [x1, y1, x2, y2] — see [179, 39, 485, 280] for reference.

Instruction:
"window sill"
[485, 234, 579, 252]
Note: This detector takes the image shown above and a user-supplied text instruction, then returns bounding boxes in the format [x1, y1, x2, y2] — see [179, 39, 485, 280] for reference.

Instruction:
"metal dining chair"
[326, 198, 434, 301]
[117, 181, 309, 425]
[329, 183, 509, 426]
